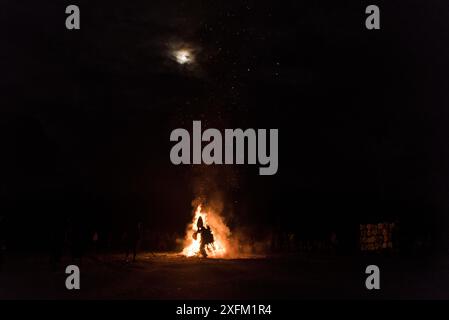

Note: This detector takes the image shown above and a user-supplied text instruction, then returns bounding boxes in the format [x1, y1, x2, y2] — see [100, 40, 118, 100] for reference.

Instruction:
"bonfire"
[182, 204, 230, 258]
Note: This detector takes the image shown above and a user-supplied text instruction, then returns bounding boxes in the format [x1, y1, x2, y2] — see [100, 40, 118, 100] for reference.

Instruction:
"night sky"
[1, 1, 449, 251]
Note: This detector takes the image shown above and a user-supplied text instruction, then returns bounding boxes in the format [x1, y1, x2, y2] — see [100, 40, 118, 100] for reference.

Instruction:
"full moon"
[174, 49, 192, 65]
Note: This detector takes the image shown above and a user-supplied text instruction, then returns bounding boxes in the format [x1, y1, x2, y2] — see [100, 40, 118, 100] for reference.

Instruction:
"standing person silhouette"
[125, 221, 141, 262]
[193, 217, 214, 258]
[0, 215, 5, 268]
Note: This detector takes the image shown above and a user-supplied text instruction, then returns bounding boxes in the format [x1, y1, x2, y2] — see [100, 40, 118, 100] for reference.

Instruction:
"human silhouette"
[193, 217, 214, 258]
[125, 221, 141, 262]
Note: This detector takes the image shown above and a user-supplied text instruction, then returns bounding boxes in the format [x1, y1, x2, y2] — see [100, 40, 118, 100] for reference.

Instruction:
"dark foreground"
[1, 252, 448, 299]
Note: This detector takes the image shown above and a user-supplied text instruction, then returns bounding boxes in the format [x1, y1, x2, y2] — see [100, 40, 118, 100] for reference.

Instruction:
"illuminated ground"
[1, 252, 448, 299]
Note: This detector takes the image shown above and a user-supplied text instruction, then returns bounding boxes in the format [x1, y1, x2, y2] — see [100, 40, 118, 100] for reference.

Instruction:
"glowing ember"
[182, 204, 230, 258]
[174, 49, 192, 65]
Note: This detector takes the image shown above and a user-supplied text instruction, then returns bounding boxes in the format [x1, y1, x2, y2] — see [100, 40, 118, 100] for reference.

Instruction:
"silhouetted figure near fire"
[125, 221, 141, 262]
[50, 217, 68, 268]
[0, 215, 5, 268]
[193, 216, 214, 258]
[69, 218, 86, 265]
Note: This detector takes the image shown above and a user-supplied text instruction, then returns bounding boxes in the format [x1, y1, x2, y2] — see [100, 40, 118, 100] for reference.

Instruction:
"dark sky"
[1, 1, 449, 247]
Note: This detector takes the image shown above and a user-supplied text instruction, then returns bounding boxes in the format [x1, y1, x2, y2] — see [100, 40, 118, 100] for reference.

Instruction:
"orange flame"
[182, 204, 230, 258]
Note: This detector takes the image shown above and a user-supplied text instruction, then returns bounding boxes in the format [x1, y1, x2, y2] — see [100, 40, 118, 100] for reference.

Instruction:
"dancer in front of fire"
[193, 216, 214, 257]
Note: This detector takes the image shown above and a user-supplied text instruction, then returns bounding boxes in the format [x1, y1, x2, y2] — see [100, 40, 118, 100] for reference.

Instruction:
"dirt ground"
[1, 252, 448, 299]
